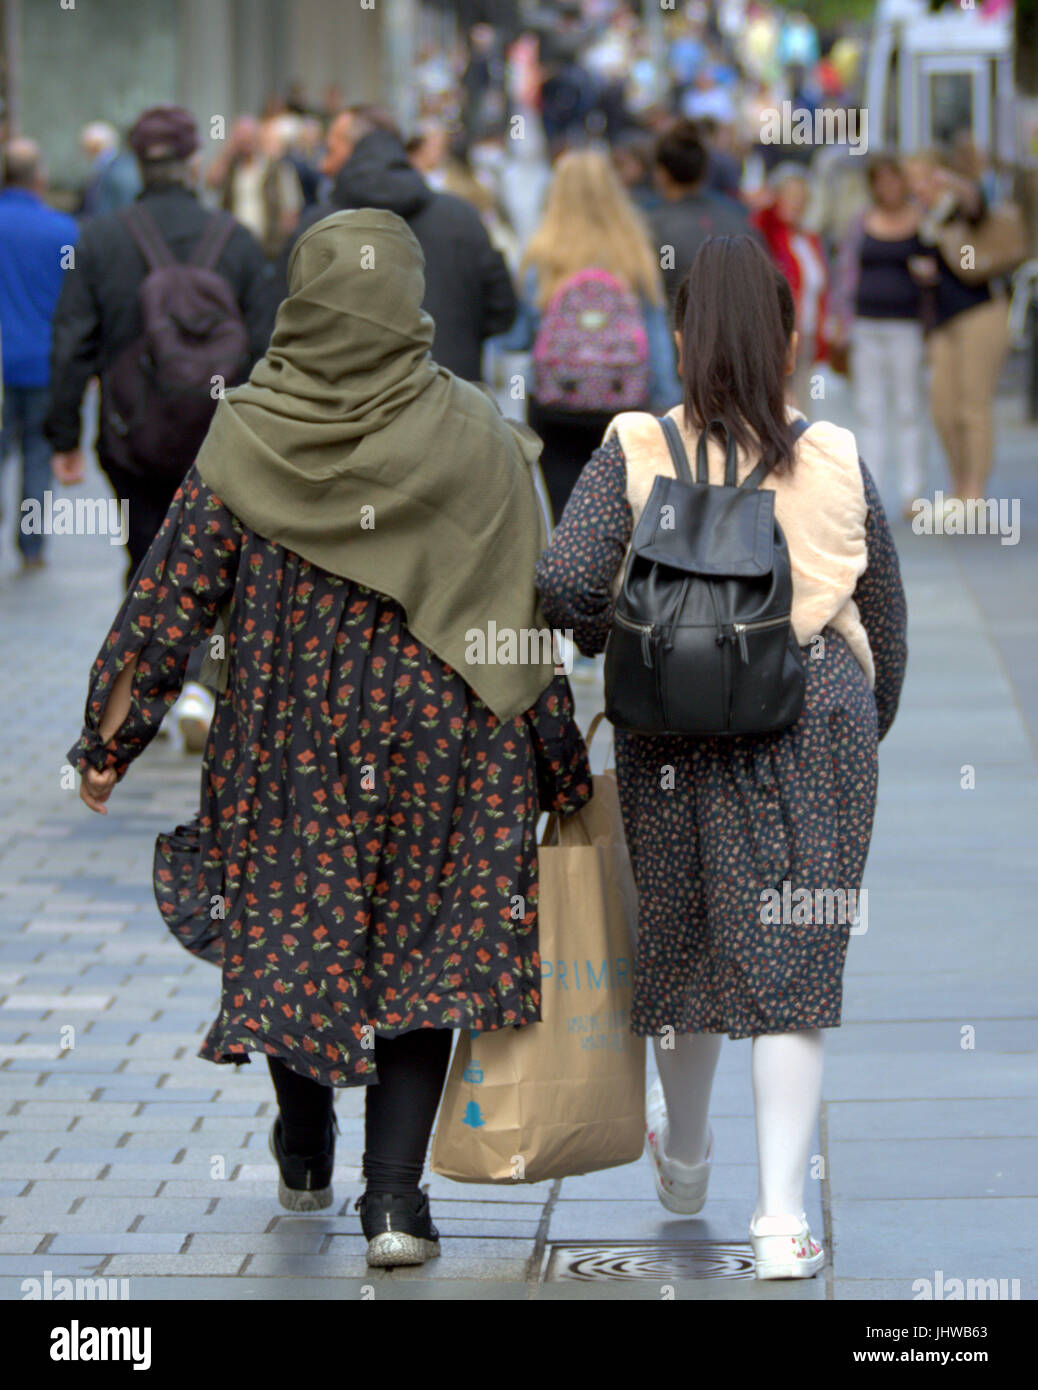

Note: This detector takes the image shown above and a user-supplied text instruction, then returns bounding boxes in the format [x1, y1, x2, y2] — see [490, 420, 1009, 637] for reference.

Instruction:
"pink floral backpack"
[532, 268, 650, 414]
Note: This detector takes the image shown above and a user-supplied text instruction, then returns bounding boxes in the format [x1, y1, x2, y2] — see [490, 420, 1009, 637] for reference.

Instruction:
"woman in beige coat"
[537, 235, 908, 1278]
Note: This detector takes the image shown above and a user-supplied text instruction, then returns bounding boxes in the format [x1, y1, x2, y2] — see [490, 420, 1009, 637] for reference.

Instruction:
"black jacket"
[650, 191, 759, 306]
[289, 131, 517, 381]
[45, 185, 277, 453]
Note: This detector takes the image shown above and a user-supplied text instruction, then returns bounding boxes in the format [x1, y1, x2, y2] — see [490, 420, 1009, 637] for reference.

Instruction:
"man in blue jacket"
[0, 139, 78, 568]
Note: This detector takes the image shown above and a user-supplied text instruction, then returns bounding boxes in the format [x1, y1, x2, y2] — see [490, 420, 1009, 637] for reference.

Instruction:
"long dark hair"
[674, 235, 798, 476]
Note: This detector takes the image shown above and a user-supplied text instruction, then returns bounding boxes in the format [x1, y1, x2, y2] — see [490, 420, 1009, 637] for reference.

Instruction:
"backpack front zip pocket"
[731, 613, 791, 663]
[613, 609, 656, 667]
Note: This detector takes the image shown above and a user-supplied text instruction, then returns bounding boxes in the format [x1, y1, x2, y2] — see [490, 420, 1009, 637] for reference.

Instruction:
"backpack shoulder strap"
[741, 416, 811, 491]
[190, 211, 237, 271]
[120, 204, 175, 272]
[659, 415, 693, 485]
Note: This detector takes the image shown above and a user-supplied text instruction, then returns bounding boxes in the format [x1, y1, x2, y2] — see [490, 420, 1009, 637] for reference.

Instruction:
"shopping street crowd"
[0, 0, 1026, 1282]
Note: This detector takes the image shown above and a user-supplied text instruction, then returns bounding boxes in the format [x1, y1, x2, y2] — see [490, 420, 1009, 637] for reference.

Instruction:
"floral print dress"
[536, 436, 908, 1040]
[69, 468, 592, 1087]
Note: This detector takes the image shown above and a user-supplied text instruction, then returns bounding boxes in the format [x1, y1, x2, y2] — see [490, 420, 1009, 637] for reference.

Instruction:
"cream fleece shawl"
[604, 404, 874, 686]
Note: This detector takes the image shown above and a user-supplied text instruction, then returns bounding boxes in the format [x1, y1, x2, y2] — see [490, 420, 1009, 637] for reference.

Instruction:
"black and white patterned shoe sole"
[365, 1232, 441, 1267]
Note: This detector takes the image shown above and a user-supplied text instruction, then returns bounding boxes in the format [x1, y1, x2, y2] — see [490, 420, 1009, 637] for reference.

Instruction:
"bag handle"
[659, 415, 693, 485]
[120, 204, 176, 272]
[741, 416, 811, 491]
[696, 418, 739, 486]
[541, 810, 593, 847]
[191, 211, 237, 271]
[586, 708, 616, 769]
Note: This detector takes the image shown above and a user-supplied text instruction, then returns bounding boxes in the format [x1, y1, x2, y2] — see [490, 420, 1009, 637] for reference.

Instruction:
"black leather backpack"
[604, 415, 808, 737]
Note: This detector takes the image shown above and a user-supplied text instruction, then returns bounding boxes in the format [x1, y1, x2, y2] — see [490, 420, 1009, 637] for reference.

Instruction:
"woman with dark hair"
[830, 153, 927, 520]
[68, 209, 591, 1269]
[537, 234, 908, 1279]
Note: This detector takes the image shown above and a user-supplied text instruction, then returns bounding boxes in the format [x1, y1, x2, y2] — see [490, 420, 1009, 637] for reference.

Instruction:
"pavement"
[0, 373, 1036, 1301]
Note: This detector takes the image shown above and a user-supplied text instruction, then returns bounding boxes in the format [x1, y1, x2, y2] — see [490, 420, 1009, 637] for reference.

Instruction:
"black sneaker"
[355, 1191, 441, 1267]
[269, 1115, 336, 1212]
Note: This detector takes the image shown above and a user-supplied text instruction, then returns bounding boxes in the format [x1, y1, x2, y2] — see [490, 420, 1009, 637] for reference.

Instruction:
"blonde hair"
[521, 148, 665, 309]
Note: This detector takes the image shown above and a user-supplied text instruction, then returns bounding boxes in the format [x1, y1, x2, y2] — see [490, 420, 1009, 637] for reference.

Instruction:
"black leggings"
[267, 1030, 453, 1196]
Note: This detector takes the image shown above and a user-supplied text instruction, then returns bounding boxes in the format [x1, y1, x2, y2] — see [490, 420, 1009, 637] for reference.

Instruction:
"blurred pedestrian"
[461, 23, 506, 141]
[830, 154, 927, 519]
[650, 119, 753, 307]
[538, 30, 599, 155]
[68, 209, 590, 1269]
[45, 105, 277, 750]
[612, 131, 663, 214]
[0, 139, 79, 569]
[79, 121, 140, 217]
[291, 107, 517, 382]
[697, 115, 744, 202]
[905, 151, 1013, 502]
[752, 164, 830, 409]
[536, 234, 907, 1280]
[279, 114, 323, 209]
[505, 147, 681, 525]
[207, 115, 303, 259]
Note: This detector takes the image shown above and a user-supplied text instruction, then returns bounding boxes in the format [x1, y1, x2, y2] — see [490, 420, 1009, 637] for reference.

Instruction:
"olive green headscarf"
[195, 208, 555, 721]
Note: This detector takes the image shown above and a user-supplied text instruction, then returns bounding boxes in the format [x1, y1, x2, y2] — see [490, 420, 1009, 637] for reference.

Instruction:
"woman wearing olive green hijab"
[68, 209, 591, 1267]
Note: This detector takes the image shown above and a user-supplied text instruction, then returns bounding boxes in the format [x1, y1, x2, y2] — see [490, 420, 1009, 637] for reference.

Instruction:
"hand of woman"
[908, 255, 939, 286]
[80, 765, 117, 814]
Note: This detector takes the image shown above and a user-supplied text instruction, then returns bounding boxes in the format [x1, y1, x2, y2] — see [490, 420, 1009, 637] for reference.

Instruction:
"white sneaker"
[172, 682, 215, 755]
[749, 1212, 825, 1280]
[645, 1079, 712, 1214]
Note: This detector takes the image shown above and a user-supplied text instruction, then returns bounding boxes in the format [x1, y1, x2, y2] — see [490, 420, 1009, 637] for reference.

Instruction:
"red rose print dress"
[69, 468, 592, 1087]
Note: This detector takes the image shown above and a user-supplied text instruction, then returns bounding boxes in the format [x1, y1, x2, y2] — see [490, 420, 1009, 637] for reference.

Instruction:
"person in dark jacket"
[288, 109, 517, 381]
[650, 119, 755, 306]
[46, 105, 278, 757]
[45, 105, 278, 576]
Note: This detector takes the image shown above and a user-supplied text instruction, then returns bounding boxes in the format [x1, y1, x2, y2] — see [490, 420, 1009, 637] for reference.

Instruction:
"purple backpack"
[532, 268, 650, 414]
[102, 205, 249, 481]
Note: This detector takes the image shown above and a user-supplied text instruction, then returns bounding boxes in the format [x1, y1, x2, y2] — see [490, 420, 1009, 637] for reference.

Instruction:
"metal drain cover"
[545, 1241, 755, 1282]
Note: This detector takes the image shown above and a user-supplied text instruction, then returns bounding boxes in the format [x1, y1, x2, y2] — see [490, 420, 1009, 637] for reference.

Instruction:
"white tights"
[652, 1028, 825, 1220]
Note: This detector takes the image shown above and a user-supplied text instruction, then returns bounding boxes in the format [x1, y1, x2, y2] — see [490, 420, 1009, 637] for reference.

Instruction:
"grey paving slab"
[0, 1255, 105, 1276]
[821, 1053, 1036, 1101]
[0, 1274, 386, 1300]
[826, 1098, 1038, 1142]
[827, 1138, 1038, 1200]
[326, 1235, 536, 1281]
[832, 1278, 953, 1301]
[185, 1230, 330, 1255]
[102, 1253, 248, 1275]
[830, 1198, 1038, 1289]
[48, 1232, 186, 1254]
[0, 1233, 51, 1255]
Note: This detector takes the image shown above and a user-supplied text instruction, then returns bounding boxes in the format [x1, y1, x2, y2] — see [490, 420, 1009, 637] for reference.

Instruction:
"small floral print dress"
[69, 467, 592, 1087]
[536, 436, 908, 1040]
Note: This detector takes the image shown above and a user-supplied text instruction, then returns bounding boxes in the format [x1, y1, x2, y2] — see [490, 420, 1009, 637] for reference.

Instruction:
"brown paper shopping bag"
[431, 725, 644, 1184]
